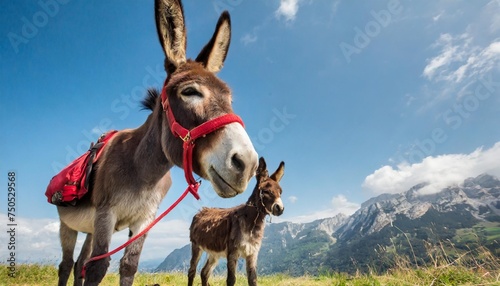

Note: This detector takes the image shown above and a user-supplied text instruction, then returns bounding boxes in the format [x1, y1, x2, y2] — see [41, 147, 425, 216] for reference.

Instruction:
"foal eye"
[181, 87, 202, 97]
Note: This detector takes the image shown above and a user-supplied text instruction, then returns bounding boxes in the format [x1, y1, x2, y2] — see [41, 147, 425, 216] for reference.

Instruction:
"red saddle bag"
[45, 130, 118, 206]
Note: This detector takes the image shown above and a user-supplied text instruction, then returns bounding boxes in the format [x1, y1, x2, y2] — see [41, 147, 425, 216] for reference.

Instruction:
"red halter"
[160, 78, 244, 199]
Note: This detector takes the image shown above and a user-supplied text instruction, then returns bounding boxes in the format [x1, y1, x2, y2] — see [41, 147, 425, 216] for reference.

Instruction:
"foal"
[55, 1, 258, 285]
[188, 157, 285, 286]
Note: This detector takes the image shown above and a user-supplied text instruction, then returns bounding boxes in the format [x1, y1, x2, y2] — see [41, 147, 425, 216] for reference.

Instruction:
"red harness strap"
[161, 80, 244, 199]
[82, 78, 244, 278]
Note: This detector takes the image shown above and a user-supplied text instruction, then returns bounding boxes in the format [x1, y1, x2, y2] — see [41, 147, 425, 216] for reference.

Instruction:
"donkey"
[188, 157, 285, 286]
[55, 1, 258, 285]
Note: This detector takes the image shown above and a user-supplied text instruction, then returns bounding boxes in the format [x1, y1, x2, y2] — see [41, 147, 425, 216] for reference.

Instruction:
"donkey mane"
[141, 89, 160, 112]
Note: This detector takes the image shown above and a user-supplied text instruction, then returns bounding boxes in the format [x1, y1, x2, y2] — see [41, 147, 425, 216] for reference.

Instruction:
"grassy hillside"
[1, 263, 500, 286]
[2, 231, 500, 285]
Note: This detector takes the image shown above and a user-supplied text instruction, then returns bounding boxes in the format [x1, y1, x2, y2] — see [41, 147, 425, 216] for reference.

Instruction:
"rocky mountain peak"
[316, 213, 348, 236]
[464, 173, 500, 189]
[336, 174, 500, 242]
[155, 173, 500, 276]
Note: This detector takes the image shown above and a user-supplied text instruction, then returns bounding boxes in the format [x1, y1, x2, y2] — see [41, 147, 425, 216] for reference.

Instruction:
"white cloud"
[91, 126, 106, 136]
[279, 194, 360, 223]
[423, 3, 500, 85]
[414, 2, 500, 111]
[331, 194, 359, 213]
[275, 0, 299, 22]
[1, 216, 62, 263]
[0, 215, 190, 265]
[419, 36, 500, 109]
[422, 33, 476, 82]
[363, 142, 500, 195]
[139, 219, 190, 261]
[433, 11, 443, 22]
[241, 33, 258, 45]
[288, 195, 298, 203]
[486, 0, 500, 32]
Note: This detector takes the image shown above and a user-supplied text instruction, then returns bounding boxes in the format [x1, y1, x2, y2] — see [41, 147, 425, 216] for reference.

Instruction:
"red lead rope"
[81, 188, 191, 278]
[81, 79, 244, 278]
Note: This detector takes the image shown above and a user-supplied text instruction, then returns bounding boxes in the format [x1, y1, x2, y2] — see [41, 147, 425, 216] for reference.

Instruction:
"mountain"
[338, 173, 500, 241]
[154, 214, 347, 274]
[155, 174, 500, 275]
[327, 173, 500, 273]
[155, 244, 191, 273]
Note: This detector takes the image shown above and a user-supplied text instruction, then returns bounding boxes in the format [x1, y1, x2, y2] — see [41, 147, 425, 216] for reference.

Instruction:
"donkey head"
[155, 0, 258, 198]
[253, 157, 285, 216]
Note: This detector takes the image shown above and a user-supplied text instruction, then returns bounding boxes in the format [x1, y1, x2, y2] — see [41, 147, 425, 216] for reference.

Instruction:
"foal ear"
[155, 0, 187, 74]
[270, 161, 285, 183]
[195, 11, 231, 73]
[256, 157, 269, 179]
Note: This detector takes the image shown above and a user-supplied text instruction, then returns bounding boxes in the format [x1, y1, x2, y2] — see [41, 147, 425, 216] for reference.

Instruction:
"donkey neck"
[132, 97, 173, 184]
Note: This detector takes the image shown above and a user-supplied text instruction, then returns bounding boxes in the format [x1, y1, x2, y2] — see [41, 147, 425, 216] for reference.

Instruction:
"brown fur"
[55, 1, 257, 285]
[188, 158, 285, 286]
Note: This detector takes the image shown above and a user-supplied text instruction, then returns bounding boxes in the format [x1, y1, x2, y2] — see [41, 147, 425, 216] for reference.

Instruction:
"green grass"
[484, 227, 500, 241]
[1, 264, 500, 286]
[2, 238, 500, 286]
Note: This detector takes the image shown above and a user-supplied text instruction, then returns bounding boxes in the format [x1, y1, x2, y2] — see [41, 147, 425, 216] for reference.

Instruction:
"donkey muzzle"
[272, 200, 284, 216]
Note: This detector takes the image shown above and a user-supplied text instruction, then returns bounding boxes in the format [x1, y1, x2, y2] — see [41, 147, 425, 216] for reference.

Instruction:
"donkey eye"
[181, 87, 202, 97]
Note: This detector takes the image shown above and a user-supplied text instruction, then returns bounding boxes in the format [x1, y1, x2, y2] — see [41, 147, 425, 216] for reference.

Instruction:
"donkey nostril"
[231, 153, 245, 172]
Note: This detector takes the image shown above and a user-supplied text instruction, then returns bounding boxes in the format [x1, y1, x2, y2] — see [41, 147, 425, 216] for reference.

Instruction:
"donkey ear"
[195, 11, 231, 73]
[256, 157, 269, 179]
[270, 162, 285, 183]
[155, 0, 187, 74]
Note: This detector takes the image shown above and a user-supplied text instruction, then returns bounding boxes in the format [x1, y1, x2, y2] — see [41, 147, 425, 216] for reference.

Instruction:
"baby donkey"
[188, 157, 285, 286]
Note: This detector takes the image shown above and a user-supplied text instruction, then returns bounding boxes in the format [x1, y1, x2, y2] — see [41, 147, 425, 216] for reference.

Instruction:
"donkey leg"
[83, 209, 116, 286]
[200, 254, 218, 286]
[188, 244, 202, 286]
[58, 221, 77, 286]
[226, 251, 239, 286]
[74, 233, 93, 286]
[119, 222, 150, 286]
[245, 254, 258, 286]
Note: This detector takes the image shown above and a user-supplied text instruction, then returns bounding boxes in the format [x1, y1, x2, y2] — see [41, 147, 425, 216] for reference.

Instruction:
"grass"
[2, 237, 500, 286]
[1, 264, 500, 286]
[485, 227, 500, 241]
[473, 222, 500, 242]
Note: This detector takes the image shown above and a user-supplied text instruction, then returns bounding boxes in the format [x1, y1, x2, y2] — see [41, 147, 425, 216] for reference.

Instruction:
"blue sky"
[1, 0, 500, 264]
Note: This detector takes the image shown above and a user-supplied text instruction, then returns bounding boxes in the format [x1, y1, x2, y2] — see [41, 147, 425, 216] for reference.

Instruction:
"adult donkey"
[55, 1, 258, 285]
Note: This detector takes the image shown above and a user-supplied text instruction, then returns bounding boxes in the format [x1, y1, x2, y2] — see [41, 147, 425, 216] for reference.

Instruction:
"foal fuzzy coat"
[188, 158, 285, 286]
[191, 201, 268, 258]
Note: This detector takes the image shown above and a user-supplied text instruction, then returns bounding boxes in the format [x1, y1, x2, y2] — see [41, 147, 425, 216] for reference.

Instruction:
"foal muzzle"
[271, 198, 284, 216]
